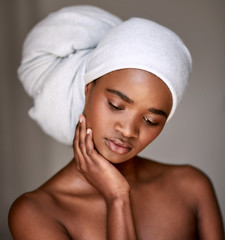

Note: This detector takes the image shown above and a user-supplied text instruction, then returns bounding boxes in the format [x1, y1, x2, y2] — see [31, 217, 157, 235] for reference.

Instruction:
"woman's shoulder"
[8, 160, 85, 239]
[137, 156, 214, 197]
[136, 156, 219, 218]
[135, 157, 224, 238]
[8, 188, 67, 239]
[9, 189, 49, 222]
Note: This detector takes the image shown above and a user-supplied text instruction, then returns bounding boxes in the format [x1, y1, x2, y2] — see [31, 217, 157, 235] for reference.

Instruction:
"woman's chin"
[98, 149, 133, 164]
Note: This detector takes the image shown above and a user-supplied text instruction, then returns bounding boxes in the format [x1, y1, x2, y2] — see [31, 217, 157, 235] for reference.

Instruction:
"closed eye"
[143, 117, 159, 126]
[107, 101, 123, 111]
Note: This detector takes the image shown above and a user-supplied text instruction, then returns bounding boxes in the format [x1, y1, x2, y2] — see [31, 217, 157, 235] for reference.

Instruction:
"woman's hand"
[73, 115, 130, 201]
[73, 115, 138, 239]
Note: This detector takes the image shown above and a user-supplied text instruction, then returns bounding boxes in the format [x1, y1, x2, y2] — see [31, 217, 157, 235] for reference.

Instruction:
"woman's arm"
[73, 115, 138, 240]
[106, 193, 137, 240]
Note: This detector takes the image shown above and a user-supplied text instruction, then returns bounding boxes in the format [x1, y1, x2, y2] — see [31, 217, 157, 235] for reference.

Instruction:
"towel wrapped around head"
[18, 5, 192, 145]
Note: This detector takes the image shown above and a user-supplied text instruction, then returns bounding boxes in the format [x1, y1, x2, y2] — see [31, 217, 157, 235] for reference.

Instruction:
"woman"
[9, 6, 224, 239]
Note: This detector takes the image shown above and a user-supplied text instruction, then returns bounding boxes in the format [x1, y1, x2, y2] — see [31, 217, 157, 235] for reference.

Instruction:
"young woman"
[9, 6, 224, 240]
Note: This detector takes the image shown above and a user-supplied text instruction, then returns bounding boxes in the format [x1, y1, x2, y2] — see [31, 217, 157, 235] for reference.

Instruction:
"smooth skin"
[9, 69, 224, 239]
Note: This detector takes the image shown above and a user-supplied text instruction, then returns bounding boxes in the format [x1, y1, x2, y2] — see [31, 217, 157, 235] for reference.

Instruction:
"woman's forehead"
[94, 69, 172, 110]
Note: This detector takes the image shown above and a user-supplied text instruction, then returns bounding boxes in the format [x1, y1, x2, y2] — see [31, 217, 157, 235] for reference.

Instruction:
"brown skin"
[9, 69, 224, 239]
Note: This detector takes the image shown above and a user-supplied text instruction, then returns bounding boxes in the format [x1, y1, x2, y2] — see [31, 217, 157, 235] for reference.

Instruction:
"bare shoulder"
[171, 164, 224, 238]
[139, 157, 214, 194]
[164, 164, 216, 202]
[8, 161, 76, 240]
[8, 161, 93, 240]
[137, 157, 219, 208]
[165, 163, 212, 186]
[138, 157, 224, 239]
[8, 189, 69, 240]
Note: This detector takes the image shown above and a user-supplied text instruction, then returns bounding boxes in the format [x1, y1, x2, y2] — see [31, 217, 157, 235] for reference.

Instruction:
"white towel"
[18, 6, 121, 145]
[18, 5, 192, 145]
[85, 18, 192, 118]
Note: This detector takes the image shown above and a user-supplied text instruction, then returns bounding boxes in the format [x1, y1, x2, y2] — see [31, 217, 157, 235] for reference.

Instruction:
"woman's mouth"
[105, 139, 132, 154]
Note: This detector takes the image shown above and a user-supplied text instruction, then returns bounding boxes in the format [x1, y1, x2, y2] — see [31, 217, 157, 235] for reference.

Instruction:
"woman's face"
[83, 69, 172, 164]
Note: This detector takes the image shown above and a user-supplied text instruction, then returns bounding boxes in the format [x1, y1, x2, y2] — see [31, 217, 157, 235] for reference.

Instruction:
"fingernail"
[79, 115, 83, 123]
[87, 128, 91, 134]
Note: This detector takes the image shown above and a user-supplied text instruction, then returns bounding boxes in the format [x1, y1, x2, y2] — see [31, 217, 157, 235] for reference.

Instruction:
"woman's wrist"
[105, 190, 131, 205]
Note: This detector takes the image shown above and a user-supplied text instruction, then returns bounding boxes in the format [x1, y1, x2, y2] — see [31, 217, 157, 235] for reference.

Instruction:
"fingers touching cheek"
[73, 114, 96, 172]
[85, 128, 94, 156]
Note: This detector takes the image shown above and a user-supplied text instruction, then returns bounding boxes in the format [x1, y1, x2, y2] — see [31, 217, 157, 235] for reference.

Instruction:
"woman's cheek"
[141, 129, 159, 146]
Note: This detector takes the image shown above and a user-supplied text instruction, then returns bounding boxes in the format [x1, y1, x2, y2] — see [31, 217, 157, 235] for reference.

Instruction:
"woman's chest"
[131, 189, 197, 240]
[58, 187, 197, 240]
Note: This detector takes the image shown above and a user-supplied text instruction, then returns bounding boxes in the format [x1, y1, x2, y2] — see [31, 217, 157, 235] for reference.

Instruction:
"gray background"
[1, 0, 225, 239]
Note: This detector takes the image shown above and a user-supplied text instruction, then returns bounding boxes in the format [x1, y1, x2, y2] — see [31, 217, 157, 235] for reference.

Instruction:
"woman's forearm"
[106, 193, 138, 240]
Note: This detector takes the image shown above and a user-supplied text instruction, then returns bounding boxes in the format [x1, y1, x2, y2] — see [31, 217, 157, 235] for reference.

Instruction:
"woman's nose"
[115, 116, 139, 138]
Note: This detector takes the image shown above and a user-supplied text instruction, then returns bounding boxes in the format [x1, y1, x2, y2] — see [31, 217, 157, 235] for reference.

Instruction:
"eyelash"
[107, 100, 159, 127]
[143, 117, 159, 126]
[107, 101, 123, 111]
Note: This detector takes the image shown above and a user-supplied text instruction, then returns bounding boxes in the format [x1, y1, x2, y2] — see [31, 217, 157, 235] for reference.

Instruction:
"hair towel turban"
[18, 5, 192, 145]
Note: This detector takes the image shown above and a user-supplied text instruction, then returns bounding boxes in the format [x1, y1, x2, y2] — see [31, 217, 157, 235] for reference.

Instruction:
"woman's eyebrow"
[106, 88, 134, 104]
[149, 108, 168, 118]
[106, 88, 168, 118]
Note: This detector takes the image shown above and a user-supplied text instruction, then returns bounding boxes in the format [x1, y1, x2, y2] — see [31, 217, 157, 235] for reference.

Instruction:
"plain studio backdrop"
[1, 0, 225, 239]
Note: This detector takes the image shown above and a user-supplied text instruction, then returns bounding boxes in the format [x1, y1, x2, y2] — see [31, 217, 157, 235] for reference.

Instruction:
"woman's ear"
[85, 83, 92, 97]
[85, 80, 96, 97]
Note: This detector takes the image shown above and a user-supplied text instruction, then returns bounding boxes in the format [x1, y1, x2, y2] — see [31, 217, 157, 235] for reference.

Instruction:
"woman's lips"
[105, 139, 132, 154]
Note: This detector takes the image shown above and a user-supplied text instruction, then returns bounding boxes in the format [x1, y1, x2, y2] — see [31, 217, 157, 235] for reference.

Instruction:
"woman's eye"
[144, 117, 158, 126]
[108, 101, 123, 111]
